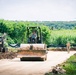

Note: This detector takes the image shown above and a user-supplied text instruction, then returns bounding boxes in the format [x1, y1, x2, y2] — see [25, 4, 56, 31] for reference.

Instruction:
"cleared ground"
[0, 51, 76, 75]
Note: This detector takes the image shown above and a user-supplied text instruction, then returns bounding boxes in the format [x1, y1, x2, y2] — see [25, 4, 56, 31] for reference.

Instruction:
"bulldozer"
[17, 26, 47, 61]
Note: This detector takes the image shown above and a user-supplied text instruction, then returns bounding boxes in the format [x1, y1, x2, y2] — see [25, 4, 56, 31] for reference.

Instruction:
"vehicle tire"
[0, 47, 2, 52]
[45, 57, 47, 60]
[20, 58, 24, 61]
[2, 47, 5, 53]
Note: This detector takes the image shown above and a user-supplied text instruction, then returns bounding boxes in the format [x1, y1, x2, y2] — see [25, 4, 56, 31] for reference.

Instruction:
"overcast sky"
[0, 0, 76, 21]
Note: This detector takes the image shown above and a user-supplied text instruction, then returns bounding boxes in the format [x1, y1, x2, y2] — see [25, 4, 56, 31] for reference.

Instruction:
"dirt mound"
[0, 52, 17, 59]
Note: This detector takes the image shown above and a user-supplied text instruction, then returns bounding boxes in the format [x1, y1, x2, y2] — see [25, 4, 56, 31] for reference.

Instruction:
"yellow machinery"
[17, 26, 47, 61]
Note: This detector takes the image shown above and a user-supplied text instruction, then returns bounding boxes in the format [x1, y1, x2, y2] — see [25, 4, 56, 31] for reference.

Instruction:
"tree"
[41, 25, 51, 45]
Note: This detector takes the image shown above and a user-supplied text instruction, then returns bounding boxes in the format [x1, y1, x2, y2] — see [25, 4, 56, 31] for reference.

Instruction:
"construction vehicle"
[17, 26, 47, 61]
[0, 33, 8, 52]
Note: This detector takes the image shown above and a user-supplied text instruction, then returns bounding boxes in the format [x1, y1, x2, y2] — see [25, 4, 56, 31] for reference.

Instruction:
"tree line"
[0, 19, 76, 46]
[34, 21, 76, 29]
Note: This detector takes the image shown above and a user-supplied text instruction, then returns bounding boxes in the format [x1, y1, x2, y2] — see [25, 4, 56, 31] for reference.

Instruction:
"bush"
[41, 25, 51, 45]
[50, 30, 76, 47]
[63, 55, 76, 75]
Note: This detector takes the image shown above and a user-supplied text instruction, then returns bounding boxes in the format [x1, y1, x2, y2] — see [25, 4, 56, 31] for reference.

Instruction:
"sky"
[0, 0, 76, 21]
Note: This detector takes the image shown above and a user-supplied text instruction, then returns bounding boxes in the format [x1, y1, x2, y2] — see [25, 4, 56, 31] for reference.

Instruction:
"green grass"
[50, 29, 76, 46]
[63, 55, 76, 75]
[45, 54, 76, 75]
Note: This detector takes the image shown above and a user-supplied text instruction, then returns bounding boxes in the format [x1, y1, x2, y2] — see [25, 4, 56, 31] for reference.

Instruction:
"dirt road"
[0, 51, 76, 75]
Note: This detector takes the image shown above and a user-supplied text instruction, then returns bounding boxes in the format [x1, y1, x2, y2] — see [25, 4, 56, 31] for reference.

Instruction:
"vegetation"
[62, 54, 76, 75]
[50, 30, 76, 47]
[0, 19, 76, 46]
[45, 54, 76, 75]
[0, 19, 51, 45]
[36, 21, 76, 29]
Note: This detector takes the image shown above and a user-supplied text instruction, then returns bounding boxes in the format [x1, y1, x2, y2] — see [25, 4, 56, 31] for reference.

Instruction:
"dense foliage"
[50, 30, 76, 47]
[0, 19, 76, 46]
[0, 19, 51, 45]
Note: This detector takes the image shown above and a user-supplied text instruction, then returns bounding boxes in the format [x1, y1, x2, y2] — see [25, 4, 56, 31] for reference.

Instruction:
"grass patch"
[50, 30, 76, 46]
[63, 55, 76, 75]
[45, 54, 76, 75]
